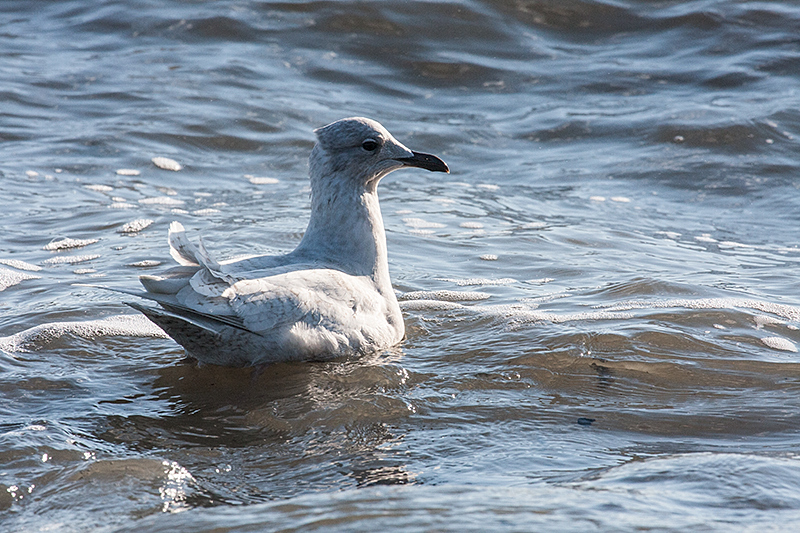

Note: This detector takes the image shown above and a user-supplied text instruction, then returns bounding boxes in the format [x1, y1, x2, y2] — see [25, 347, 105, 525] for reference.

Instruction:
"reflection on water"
[3, 0, 800, 530]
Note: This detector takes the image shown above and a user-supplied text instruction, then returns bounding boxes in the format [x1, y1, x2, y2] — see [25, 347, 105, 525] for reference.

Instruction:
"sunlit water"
[3, 1, 800, 531]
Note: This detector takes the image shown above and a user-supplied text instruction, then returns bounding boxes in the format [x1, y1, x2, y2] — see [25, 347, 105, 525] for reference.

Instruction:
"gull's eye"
[361, 139, 379, 152]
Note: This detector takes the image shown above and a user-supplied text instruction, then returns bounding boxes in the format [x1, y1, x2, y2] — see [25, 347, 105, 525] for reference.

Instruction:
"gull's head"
[311, 117, 449, 190]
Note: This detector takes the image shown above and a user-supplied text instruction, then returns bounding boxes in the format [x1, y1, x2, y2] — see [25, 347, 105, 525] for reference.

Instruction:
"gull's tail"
[126, 300, 224, 336]
[168, 222, 234, 283]
[78, 284, 251, 334]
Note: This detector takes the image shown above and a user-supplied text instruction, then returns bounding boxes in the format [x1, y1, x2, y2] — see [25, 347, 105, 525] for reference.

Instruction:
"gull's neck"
[295, 169, 391, 289]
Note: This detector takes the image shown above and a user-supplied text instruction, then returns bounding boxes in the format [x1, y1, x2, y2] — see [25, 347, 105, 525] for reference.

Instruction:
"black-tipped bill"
[396, 151, 450, 173]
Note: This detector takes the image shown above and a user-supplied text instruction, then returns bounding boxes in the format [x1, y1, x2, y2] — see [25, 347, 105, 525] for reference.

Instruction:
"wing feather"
[224, 269, 371, 335]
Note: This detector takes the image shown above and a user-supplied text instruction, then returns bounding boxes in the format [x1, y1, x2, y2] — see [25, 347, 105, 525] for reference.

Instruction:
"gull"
[122, 117, 448, 366]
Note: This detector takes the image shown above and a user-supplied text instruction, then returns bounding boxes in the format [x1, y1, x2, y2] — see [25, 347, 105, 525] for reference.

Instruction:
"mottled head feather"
[313, 117, 392, 151]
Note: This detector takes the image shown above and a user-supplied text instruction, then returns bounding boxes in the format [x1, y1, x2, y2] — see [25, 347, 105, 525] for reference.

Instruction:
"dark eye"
[362, 139, 379, 152]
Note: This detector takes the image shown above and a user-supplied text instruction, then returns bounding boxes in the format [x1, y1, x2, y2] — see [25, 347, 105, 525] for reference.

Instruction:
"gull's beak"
[395, 151, 450, 173]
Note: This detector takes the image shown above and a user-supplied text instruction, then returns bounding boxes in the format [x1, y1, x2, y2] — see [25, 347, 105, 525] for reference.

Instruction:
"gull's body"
[126, 117, 448, 366]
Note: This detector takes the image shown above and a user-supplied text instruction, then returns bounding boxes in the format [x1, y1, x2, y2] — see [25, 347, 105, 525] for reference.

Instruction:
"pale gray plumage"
[125, 117, 449, 366]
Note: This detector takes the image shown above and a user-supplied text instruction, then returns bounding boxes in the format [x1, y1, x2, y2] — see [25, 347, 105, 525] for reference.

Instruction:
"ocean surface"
[2, 0, 800, 530]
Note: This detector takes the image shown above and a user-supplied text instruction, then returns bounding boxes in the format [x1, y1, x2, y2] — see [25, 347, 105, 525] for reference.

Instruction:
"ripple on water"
[4, 0, 800, 530]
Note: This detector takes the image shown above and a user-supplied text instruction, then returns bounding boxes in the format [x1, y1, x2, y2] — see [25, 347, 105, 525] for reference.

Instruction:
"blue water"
[2, 1, 800, 530]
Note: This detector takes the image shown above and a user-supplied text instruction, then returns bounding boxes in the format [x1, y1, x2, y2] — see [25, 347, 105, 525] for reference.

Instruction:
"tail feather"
[168, 221, 235, 283]
[126, 301, 224, 337]
[79, 283, 253, 334]
[168, 222, 201, 267]
[126, 302, 237, 364]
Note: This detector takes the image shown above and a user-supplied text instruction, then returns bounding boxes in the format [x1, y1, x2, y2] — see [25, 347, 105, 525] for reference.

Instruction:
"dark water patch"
[654, 122, 784, 153]
[135, 132, 265, 153]
[756, 53, 800, 77]
[493, 0, 649, 37]
[407, 60, 507, 89]
[66, 7, 140, 36]
[314, 5, 407, 37]
[305, 67, 417, 100]
[182, 16, 264, 43]
[702, 70, 764, 89]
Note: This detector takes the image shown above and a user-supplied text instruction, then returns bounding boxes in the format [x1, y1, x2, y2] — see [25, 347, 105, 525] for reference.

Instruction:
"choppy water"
[2, 0, 800, 530]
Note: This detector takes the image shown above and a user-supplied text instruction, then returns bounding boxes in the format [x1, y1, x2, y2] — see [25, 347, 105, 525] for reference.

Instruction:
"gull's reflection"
[96, 346, 418, 506]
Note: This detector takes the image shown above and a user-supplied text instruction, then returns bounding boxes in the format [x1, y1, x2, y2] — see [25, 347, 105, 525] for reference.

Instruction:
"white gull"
[122, 117, 449, 366]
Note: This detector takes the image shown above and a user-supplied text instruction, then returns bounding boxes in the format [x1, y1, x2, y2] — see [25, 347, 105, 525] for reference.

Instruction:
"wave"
[0, 315, 167, 354]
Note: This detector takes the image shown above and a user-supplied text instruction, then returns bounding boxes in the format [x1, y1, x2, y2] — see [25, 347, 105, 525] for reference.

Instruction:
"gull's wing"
[134, 223, 388, 358]
[223, 269, 377, 334]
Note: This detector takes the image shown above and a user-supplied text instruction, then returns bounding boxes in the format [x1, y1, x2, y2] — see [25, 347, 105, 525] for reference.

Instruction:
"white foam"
[600, 298, 800, 322]
[403, 217, 446, 229]
[695, 234, 717, 243]
[439, 277, 517, 287]
[43, 238, 99, 251]
[399, 290, 491, 302]
[245, 175, 279, 185]
[484, 304, 634, 326]
[42, 255, 101, 265]
[84, 184, 113, 192]
[523, 291, 570, 304]
[761, 337, 798, 352]
[118, 219, 154, 233]
[400, 300, 466, 311]
[520, 222, 547, 230]
[152, 157, 182, 171]
[0, 259, 42, 272]
[432, 197, 456, 204]
[754, 315, 785, 328]
[399, 299, 633, 325]
[719, 241, 751, 249]
[139, 196, 185, 206]
[0, 315, 168, 353]
[480, 254, 498, 261]
[116, 168, 141, 176]
[0, 267, 40, 291]
[460, 222, 484, 229]
[128, 260, 162, 268]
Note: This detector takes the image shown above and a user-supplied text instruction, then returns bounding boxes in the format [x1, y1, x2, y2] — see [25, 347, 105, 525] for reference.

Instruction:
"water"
[2, 0, 800, 530]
